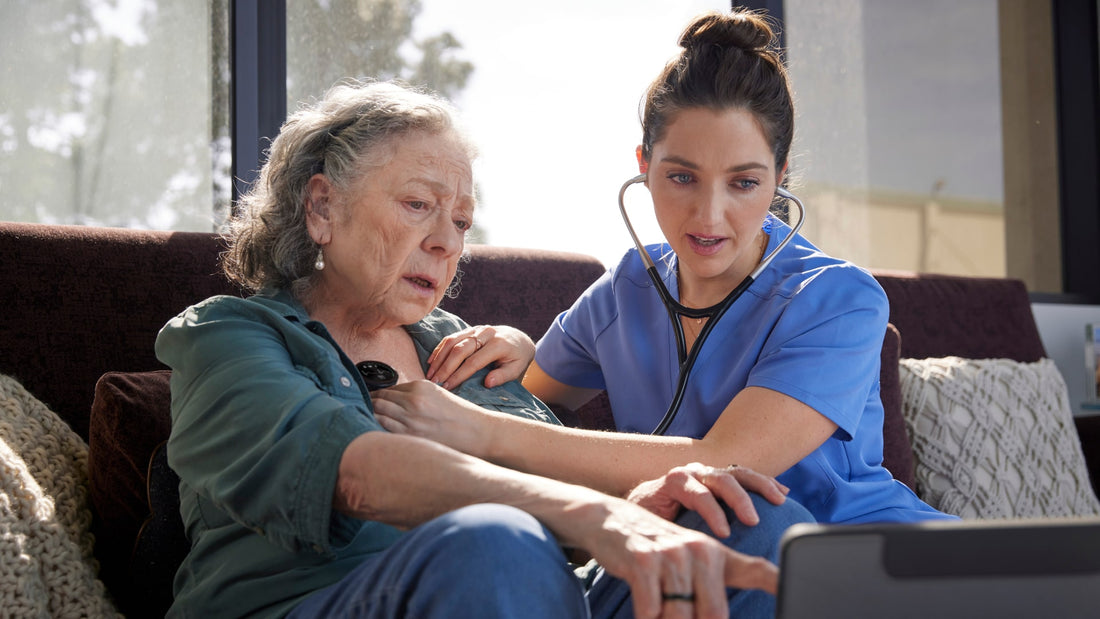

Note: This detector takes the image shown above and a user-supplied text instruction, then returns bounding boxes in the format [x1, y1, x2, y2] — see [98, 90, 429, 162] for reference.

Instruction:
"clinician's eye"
[667, 172, 693, 185]
[732, 179, 760, 191]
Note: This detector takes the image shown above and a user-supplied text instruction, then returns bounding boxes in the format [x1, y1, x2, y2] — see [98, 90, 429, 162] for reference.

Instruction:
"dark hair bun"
[678, 10, 774, 53]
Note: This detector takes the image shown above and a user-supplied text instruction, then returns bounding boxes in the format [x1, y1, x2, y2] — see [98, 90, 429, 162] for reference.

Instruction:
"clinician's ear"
[776, 161, 789, 185]
[635, 145, 648, 174]
[305, 173, 334, 245]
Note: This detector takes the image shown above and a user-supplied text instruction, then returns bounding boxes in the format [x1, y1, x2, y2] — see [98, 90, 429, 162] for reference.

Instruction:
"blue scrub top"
[535, 216, 953, 524]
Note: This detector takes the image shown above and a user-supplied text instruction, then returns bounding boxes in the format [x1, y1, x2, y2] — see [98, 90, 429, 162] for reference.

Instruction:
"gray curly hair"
[223, 79, 474, 294]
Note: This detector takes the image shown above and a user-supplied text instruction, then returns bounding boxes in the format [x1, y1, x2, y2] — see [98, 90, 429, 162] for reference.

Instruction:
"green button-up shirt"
[155, 289, 559, 619]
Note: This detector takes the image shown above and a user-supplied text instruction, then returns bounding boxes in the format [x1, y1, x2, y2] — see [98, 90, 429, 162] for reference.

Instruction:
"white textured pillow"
[899, 356, 1100, 519]
[0, 374, 122, 618]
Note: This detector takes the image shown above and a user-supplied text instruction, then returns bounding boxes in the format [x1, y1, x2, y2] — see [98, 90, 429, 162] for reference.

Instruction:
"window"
[784, 0, 1006, 278]
[0, 0, 231, 230]
[285, 0, 726, 264]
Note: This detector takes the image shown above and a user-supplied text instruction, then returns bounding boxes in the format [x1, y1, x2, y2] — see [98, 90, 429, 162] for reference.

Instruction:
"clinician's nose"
[694, 183, 726, 225]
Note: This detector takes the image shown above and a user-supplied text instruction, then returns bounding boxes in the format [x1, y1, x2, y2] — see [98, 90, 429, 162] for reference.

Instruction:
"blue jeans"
[289, 497, 813, 619]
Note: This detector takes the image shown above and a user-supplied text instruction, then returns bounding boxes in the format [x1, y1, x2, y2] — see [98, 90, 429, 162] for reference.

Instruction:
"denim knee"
[751, 493, 815, 532]
[403, 504, 588, 618]
[290, 504, 588, 619]
[425, 503, 564, 563]
[675, 492, 814, 562]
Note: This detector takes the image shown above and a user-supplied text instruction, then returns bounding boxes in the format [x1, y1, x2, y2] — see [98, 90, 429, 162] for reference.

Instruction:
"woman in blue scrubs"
[376, 8, 951, 526]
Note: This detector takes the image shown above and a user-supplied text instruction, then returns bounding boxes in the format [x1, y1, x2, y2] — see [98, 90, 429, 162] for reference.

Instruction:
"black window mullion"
[230, 0, 286, 207]
[737, 0, 785, 50]
[1053, 0, 1100, 303]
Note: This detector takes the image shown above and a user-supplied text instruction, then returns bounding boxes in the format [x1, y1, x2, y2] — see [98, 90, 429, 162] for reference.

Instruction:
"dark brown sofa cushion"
[88, 370, 174, 616]
[130, 441, 189, 618]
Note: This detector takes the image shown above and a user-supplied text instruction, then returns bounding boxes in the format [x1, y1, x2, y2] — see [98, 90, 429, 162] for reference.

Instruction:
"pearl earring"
[314, 248, 325, 271]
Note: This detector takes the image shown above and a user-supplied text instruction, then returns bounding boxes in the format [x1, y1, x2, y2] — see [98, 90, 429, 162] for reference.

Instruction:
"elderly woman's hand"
[580, 496, 779, 618]
[373, 380, 498, 458]
[626, 463, 789, 538]
[427, 325, 535, 390]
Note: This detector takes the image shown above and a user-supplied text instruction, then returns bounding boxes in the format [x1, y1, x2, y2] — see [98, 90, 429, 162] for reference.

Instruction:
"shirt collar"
[255, 287, 443, 367]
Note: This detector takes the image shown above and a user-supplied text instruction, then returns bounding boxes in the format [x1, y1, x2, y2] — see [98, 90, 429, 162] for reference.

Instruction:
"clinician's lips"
[687, 234, 727, 255]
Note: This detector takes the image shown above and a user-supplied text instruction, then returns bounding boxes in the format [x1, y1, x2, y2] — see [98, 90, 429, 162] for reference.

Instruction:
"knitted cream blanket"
[0, 374, 121, 618]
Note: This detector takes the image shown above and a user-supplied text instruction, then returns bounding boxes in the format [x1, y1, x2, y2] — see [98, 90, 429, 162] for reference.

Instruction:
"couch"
[1, 221, 1098, 617]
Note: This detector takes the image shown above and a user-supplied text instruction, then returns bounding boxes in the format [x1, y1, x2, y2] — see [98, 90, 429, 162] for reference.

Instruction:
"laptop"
[776, 517, 1100, 619]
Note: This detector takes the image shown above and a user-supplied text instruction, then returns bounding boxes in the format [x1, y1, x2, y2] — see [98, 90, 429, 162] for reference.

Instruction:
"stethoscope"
[616, 173, 806, 435]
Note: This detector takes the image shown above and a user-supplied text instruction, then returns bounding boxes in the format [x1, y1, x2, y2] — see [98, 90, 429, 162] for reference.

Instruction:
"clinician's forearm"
[481, 386, 837, 494]
[481, 417, 725, 497]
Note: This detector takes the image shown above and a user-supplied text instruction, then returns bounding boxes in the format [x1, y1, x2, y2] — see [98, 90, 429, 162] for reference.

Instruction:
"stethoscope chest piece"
[356, 360, 398, 390]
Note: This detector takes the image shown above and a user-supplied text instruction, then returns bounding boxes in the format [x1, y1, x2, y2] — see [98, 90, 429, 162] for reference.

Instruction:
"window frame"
[231, 0, 286, 205]
[1052, 0, 1100, 303]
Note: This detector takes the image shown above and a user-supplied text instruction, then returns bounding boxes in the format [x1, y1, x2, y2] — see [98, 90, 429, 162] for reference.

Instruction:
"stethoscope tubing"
[617, 174, 806, 435]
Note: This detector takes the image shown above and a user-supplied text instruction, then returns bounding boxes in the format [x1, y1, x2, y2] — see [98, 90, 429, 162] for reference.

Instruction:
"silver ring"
[472, 337, 483, 351]
[661, 592, 695, 602]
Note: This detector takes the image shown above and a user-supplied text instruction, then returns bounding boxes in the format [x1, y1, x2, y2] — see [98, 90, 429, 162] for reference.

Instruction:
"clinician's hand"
[426, 325, 535, 390]
[626, 463, 789, 537]
[373, 380, 496, 458]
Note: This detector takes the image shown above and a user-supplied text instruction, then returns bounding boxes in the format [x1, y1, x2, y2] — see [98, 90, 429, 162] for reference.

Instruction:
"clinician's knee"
[749, 492, 814, 532]
[675, 493, 814, 562]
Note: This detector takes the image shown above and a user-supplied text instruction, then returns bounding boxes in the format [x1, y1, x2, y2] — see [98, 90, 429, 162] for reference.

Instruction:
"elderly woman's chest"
[339, 327, 427, 384]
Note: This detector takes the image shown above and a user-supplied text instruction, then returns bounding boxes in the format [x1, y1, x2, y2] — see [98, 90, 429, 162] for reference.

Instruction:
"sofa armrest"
[1074, 415, 1100, 499]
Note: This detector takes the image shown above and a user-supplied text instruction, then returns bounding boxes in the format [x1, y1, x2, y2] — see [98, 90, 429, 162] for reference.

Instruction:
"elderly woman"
[155, 80, 808, 619]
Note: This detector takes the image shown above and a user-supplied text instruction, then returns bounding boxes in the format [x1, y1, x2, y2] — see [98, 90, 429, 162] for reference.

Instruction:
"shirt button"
[340, 376, 351, 387]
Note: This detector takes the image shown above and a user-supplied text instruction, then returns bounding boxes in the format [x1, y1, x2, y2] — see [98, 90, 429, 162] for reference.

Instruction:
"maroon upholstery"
[879, 323, 916, 490]
[438, 244, 606, 341]
[872, 270, 1047, 362]
[0, 223, 241, 440]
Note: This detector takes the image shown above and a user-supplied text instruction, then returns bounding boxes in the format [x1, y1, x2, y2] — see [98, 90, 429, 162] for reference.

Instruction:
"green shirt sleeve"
[156, 295, 382, 555]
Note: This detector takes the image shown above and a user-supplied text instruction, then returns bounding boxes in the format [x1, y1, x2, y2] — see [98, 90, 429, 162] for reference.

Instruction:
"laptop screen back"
[776, 518, 1100, 619]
